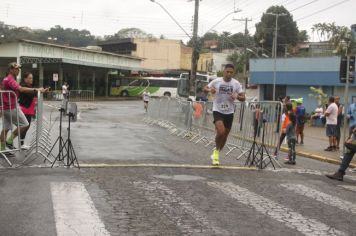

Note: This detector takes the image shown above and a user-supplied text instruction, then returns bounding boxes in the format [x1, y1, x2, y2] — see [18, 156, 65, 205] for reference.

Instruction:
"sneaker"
[284, 160, 294, 165]
[284, 157, 290, 161]
[326, 171, 344, 181]
[6, 142, 16, 150]
[211, 149, 220, 166]
[350, 168, 356, 173]
[21, 145, 31, 150]
[324, 146, 333, 151]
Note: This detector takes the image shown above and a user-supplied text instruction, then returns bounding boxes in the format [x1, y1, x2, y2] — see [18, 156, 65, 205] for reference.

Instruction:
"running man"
[142, 89, 150, 112]
[203, 64, 245, 165]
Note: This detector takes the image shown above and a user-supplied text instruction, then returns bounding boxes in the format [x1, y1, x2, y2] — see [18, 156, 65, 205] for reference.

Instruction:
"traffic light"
[340, 56, 355, 83]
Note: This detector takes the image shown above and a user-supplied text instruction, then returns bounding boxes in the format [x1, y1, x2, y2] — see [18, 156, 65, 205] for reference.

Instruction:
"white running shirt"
[143, 91, 150, 102]
[207, 77, 243, 114]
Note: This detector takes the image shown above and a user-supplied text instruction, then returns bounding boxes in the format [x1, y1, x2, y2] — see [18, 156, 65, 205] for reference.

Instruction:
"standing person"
[142, 89, 150, 112]
[275, 102, 293, 156]
[283, 96, 291, 106]
[324, 96, 338, 151]
[203, 64, 245, 166]
[295, 101, 306, 144]
[285, 113, 297, 165]
[335, 96, 343, 149]
[0, 62, 48, 152]
[326, 127, 356, 181]
[62, 82, 69, 100]
[17, 72, 37, 149]
[347, 99, 356, 138]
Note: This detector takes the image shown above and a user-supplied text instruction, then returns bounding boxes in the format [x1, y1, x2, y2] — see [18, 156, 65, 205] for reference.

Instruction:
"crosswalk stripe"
[207, 182, 346, 236]
[50, 182, 110, 236]
[134, 181, 228, 235]
[281, 184, 356, 215]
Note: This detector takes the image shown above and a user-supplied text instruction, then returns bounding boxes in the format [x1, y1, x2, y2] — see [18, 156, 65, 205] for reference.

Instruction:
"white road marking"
[208, 181, 346, 236]
[272, 168, 356, 181]
[281, 184, 356, 215]
[50, 182, 110, 236]
[134, 181, 227, 235]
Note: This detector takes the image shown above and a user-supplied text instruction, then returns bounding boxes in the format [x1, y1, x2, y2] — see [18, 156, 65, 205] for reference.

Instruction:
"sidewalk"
[280, 124, 356, 168]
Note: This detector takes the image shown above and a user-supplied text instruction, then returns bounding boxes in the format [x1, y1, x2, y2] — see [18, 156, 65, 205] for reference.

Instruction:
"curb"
[280, 147, 356, 168]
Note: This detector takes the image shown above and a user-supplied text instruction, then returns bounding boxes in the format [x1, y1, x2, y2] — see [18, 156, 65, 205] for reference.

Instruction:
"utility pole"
[266, 12, 286, 101]
[234, 18, 252, 86]
[189, 0, 200, 96]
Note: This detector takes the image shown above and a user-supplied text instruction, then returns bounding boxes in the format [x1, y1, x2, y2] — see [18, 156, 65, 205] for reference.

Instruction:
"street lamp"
[206, 9, 241, 33]
[266, 12, 286, 101]
[246, 48, 269, 58]
[246, 48, 259, 58]
[150, 0, 192, 39]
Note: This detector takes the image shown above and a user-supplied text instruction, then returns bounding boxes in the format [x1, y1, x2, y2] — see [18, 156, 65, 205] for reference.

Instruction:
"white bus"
[110, 77, 178, 97]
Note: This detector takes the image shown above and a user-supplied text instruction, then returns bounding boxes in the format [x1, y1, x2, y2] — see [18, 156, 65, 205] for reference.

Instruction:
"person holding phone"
[17, 72, 38, 149]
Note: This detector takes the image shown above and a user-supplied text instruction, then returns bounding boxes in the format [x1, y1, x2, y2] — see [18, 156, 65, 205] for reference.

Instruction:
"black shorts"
[144, 101, 149, 104]
[213, 111, 234, 129]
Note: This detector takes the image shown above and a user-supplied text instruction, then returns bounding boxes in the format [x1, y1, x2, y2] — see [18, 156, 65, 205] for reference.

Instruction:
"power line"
[295, 0, 351, 22]
[289, 0, 319, 12]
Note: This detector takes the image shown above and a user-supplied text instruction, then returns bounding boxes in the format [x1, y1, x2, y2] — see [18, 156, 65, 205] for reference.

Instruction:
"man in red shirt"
[0, 62, 48, 152]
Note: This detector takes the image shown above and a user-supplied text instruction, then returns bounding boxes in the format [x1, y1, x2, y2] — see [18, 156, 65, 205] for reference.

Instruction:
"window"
[149, 79, 177, 87]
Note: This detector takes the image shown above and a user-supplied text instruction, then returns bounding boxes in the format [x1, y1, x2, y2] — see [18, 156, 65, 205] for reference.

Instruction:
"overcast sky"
[0, 0, 354, 43]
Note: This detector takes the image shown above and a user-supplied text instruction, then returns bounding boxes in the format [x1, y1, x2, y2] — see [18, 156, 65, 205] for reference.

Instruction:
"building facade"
[250, 56, 356, 112]
[99, 38, 191, 71]
[0, 39, 142, 96]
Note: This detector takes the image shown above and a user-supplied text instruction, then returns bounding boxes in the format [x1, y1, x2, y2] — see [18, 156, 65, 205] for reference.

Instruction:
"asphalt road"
[1, 101, 356, 236]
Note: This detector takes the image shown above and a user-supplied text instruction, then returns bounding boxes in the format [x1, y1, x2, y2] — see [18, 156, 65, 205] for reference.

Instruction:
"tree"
[254, 5, 299, 56]
[227, 52, 245, 74]
[312, 22, 356, 55]
[189, 31, 255, 52]
[309, 86, 328, 106]
[105, 28, 154, 40]
[298, 30, 309, 42]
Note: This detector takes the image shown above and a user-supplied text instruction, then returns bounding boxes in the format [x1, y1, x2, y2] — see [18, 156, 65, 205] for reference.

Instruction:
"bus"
[111, 77, 178, 97]
[177, 73, 217, 100]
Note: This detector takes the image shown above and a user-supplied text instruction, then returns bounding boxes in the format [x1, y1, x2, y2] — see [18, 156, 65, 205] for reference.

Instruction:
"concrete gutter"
[280, 147, 356, 168]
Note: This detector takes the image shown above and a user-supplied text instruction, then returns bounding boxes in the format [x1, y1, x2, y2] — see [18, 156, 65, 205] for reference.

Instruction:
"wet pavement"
[1, 100, 356, 236]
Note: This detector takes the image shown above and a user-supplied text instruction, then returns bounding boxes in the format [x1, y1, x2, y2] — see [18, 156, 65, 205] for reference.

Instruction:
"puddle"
[153, 175, 206, 181]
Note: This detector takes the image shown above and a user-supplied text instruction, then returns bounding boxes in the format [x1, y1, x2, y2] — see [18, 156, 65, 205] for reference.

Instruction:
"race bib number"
[219, 103, 230, 112]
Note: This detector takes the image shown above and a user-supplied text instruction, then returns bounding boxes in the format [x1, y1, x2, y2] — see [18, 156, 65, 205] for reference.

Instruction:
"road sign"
[340, 56, 355, 83]
[53, 73, 59, 82]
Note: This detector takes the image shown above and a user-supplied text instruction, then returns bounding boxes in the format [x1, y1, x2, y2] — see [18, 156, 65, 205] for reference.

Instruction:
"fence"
[144, 97, 283, 169]
[22, 91, 55, 165]
[44, 90, 94, 102]
[0, 91, 22, 166]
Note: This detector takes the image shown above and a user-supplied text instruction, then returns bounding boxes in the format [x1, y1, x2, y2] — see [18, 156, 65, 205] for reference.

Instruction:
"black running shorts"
[213, 111, 234, 129]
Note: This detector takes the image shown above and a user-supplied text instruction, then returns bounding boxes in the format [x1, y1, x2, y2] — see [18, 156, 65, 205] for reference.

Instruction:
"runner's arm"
[18, 87, 49, 94]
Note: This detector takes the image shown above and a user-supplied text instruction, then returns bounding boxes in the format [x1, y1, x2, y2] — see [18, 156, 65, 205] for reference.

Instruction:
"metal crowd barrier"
[22, 92, 55, 165]
[68, 90, 94, 102]
[44, 90, 94, 102]
[0, 90, 22, 167]
[144, 97, 283, 169]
